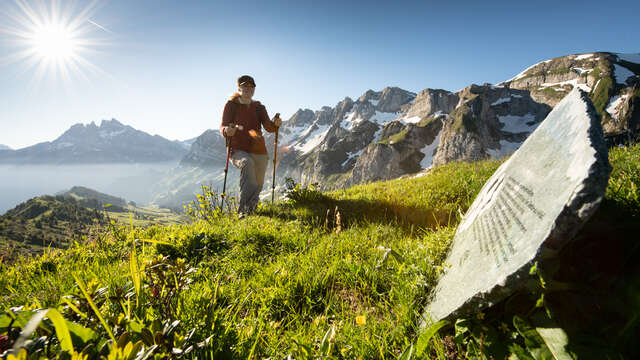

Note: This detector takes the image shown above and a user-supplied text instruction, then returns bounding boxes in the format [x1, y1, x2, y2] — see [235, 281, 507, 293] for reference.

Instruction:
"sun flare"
[30, 23, 77, 61]
[0, 0, 108, 83]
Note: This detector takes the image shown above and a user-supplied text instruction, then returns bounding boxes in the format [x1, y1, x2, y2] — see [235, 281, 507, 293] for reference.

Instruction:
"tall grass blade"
[535, 327, 572, 360]
[247, 323, 263, 360]
[72, 273, 115, 342]
[130, 239, 141, 307]
[11, 309, 73, 353]
[415, 320, 449, 356]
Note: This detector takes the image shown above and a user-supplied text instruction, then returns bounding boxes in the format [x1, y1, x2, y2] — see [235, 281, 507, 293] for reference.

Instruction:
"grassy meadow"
[0, 144, 639, 359]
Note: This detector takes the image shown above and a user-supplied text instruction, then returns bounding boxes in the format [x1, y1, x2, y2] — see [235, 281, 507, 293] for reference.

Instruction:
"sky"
[0, 0, 638, 149]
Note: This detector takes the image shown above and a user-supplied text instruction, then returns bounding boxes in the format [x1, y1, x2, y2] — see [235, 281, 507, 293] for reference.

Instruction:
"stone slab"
[422, 89, 611, 324]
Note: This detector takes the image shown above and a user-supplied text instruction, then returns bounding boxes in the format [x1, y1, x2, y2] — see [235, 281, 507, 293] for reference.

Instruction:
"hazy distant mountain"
[0, 144, 11, 150]
[0, 119, 188, 164]
[61, 185, 129, 210]
[174, 137, 198, 150]
[179, 129, 227, 168]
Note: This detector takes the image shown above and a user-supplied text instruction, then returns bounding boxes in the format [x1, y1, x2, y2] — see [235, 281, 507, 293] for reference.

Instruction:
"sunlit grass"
[0, 145, 639, 358]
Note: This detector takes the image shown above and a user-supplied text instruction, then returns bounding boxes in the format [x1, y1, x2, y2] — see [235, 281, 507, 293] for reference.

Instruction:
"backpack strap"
[229, 100, 238, 125]
[226, 101, 238, 147]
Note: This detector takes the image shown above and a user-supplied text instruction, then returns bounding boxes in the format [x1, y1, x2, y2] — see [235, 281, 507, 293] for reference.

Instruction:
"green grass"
[450, 104, 479, 133]
[591, 70, 614, 123]
[1, 145, 639, 358]
[535, 86, 567, 100]
[378, 128, 409, 145]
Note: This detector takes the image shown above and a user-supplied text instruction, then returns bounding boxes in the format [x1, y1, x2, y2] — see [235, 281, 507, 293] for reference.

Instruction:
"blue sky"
[0, 0, 638, 149]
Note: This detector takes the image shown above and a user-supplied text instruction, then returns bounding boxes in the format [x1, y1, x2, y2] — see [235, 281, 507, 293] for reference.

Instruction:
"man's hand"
[273, 113, 282, 127]
[224, 126, 237, 137]
[224, 125, 239, 137]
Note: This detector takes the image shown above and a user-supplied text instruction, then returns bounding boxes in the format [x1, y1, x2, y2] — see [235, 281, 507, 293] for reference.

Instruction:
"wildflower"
[356, 315, 366, 326]
[476, 312, 485, 320]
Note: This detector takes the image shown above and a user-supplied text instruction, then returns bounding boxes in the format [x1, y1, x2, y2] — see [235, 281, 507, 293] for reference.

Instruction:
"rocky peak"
[287, 109, 315, 128]
[358, 90, 380, 103]
[100, 118, 126, 129]
[377, 87, 417, 112]
[401, 88, 459, 122]
[334, 97, 355, 119]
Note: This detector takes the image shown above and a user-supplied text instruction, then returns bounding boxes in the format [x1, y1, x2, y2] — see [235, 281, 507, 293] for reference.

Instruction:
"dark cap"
[237, 75, 256, 87]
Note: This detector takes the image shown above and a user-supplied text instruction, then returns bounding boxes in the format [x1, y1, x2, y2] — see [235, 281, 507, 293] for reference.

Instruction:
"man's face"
[239, 84, 255, 99]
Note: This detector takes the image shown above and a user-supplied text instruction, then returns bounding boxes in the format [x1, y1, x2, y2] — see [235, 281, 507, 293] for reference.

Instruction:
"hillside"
[0, 144, 638, 358]
[0, 188, 188, 262]
[0, 195, 105, 261]
[62, 186, 129, 211]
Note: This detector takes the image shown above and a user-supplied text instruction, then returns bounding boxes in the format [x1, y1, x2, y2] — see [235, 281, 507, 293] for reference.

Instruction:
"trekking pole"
[221, 135, 232, 210]
[221, 124, 242, 210]
[271, 113, 280, 204]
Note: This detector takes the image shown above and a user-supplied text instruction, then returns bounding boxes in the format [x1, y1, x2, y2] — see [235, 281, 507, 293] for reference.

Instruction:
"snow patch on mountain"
[538, 78, 591, 92]
[572, 67, 592, 75]
[420, 130, 442, 169]
[606, 95, 628, 122]
[574, 54, 594, 60]
[498, 113, 538, 133]
[616, 53, 640, 64]
[341, 149, 364, 167]
[613, 64, 635, 84]
[507, 59, 552, 82]
[100, 129, 127, 138]
[486, 140, 522, 158]
[491, 97, 511, 106]
[293, 124, 331, 154]
[279, 125, 308, 146]
[369, 111, 400, 125]
[340, 111, 361, 131]
[401, 116, 422, 124]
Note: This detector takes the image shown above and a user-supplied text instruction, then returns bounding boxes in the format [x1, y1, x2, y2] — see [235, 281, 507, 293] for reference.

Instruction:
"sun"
[0, 0, 108, 83]
[30, 22, 77, 61]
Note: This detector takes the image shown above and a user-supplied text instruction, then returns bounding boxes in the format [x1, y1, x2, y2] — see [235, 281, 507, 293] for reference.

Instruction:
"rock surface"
[422, 89, 611, 324]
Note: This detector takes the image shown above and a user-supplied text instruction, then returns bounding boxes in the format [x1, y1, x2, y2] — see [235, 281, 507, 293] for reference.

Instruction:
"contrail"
[87, 19, 113, 34]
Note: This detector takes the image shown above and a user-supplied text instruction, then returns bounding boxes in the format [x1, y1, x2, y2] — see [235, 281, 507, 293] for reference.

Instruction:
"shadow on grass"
[548, 198, 640, 358]
[258, 192, 460, 232]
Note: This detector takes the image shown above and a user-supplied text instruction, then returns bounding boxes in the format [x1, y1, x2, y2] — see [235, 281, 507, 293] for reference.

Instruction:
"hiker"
[220, 75, 282, 216]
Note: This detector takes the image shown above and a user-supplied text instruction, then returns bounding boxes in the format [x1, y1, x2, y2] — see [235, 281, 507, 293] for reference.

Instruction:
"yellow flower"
[476, 312, 485, 320]
[356, 315, 366, 326]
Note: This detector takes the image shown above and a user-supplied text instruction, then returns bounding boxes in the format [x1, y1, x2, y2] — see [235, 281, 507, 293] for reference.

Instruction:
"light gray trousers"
[230, 150, 268, 214]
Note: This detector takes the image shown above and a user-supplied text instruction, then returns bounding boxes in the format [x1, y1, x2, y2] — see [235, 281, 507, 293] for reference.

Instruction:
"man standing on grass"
[220, 75, 282, 217]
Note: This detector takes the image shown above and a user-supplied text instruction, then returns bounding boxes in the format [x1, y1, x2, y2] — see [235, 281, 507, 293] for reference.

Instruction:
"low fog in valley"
[0, 163, 176, 214]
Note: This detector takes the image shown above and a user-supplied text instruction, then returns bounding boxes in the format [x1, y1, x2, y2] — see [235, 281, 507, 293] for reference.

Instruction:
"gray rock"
[422, 88, 611, 324]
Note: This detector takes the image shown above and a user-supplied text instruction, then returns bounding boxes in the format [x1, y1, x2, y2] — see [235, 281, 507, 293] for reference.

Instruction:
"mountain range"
[0, 119, 188, 164]
[1, 51, 637, 210]
[149, 51, 639, 208]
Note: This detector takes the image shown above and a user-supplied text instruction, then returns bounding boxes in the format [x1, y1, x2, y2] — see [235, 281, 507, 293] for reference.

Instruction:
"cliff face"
[502, 52, 640, 135]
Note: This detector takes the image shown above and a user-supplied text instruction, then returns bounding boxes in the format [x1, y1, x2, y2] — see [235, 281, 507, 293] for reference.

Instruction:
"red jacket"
[220, 95, 278, 155]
